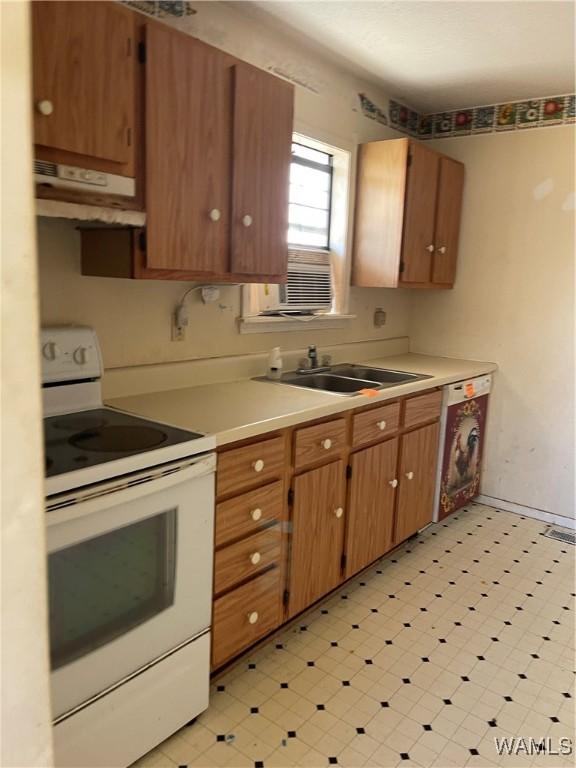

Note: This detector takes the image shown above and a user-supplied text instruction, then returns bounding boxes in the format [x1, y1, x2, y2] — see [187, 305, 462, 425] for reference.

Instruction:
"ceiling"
[248, 1, 575, 112]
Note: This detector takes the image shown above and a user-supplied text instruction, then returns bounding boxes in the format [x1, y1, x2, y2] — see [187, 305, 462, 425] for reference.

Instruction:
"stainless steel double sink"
[256, 363, 431, 396]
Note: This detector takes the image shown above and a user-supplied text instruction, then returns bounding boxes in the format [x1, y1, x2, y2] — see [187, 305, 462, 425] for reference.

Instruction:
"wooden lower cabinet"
[345, 438, 398, 578]
[394, 422, 440, 543]
[212, 568, 282, 669]
[211, 389, 444, 670]
[288, 460, 346, 617]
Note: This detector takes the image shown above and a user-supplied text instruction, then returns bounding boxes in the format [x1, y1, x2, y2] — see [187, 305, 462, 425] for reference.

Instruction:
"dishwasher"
[434, 374, 492, 521]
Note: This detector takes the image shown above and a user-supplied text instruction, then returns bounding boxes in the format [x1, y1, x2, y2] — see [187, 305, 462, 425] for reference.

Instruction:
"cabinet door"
[345, 439, 398, 578]
[395, 422, 440, 543]
[32, 1, 135, 171]
[145, 23, 231, 273]
[288, 461, 345, 616]
[231, 64, 293, 278]
[432, 157, 465, 286]
[400, 142, 439, 284]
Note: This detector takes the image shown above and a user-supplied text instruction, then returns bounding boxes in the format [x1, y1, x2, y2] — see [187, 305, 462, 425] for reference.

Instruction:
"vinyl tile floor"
[133, 504, 575, 768]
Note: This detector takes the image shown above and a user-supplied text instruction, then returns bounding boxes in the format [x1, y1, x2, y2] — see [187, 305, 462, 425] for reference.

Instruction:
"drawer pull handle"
[389, 478, 398, 488]
[248, 611, 259, 625]
[250, 552, 261, 565]
[250, 508, 262, 521]
[438, 246, 446, 254]
[252, 459, 265, 472]
[334, 507, 343, 518]
[377, 420, 387, 431]
[209, 208, 221, 222]
[242, 214, 253, 227]
[426, 244, 435, 253]
[321, 438, 332, 450]
[405, 471, 414, 480]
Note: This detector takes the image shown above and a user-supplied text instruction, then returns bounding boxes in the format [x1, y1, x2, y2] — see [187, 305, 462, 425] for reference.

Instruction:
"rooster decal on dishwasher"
[446, 406, 481, 494]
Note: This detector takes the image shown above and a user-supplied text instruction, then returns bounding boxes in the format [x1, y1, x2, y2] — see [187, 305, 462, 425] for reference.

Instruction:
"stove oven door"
[46, 453, 215, 719]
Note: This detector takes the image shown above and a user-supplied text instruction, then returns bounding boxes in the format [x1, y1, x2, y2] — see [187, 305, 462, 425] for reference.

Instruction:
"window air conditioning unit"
[256, 251, 333, 314]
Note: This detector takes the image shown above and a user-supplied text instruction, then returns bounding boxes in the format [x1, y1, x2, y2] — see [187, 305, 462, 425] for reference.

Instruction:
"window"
[240, 133, 352, 332]
[289, 142, 333, 250]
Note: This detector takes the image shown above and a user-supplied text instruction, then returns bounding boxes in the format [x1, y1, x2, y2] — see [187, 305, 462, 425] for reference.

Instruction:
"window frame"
[289, 142, 334, 251]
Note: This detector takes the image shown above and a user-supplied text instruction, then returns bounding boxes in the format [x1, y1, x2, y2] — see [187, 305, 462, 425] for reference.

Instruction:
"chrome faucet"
[308, 344, 318, 369]
[297, 345, 332, 374]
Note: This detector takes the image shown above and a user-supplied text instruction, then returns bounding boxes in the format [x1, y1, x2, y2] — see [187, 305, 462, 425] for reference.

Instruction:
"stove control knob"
[73, 346, 88, 365]
[42, 341, 60, 361]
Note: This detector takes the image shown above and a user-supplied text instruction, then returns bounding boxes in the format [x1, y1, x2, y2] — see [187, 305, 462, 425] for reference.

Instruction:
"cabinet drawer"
[212, 568, 281, 669]
[215, 481, 283, 548]
[217, 437, 285, 497]
[403, 390, 442, 429]
[294, 418, 346, 470]
[352, 402, 400, 448]
[214, 525, 282, 595]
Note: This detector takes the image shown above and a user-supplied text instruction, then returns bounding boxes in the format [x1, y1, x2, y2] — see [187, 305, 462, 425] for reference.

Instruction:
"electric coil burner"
[42, 326, 213, 496]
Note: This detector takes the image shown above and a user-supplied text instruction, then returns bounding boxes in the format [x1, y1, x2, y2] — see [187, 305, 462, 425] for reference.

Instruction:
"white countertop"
[107, 354, 497, 446]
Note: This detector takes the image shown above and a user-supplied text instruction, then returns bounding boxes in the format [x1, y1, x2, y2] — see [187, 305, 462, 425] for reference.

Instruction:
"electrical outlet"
[172, 318, 185, 341]
[373, 308, 387, 327]
[172, 304, 188, 341]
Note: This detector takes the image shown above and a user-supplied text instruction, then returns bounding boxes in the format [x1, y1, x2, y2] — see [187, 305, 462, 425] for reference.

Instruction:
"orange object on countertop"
[359, 389, 380, 397]
[465, 381, 476, 398]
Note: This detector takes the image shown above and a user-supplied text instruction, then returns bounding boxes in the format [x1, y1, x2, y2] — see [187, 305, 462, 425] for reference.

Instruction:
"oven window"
[48, 510, 177, 670]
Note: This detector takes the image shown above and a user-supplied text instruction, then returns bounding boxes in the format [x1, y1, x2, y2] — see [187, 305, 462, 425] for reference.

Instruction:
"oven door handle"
[46, 453, 216, 531]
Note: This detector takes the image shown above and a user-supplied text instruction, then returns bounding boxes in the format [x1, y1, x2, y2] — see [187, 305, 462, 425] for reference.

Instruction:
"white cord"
[177, 285, 204, 308]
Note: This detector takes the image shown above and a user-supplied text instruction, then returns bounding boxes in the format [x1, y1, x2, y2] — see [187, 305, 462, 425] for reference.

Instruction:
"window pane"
[288, 144, 332, 249]
[48, 510, 176, 669]
[292, 142, 331, 166]
[290, 163, 331, 192]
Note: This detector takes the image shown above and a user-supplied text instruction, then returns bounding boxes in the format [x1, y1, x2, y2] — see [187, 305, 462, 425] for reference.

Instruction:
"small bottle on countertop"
[267, 347, 283, 380]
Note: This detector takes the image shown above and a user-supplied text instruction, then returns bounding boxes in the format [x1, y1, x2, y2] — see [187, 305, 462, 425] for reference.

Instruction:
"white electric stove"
[42, 326, 216, 768]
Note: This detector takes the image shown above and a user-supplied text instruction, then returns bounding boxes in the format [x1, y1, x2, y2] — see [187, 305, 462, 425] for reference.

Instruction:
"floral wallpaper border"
[124, 1, 195, 18]
[385, 94, 575, 139]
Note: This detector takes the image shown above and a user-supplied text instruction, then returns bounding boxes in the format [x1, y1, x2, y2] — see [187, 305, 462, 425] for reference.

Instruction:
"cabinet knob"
[242, 214, 253, 227]
[209, 208, 221, 222]
[437, 246, 446, 254]
[252, 459, 265, 473]
[377, 420, 387, 431]
[426, 244, 435, 253]
[405, 471, 414, 480]
[334, 507, 343, 518]
[389, 478, 398, 489]
[250, 508, 262, 521]
[250, 552, 262, 565]
[36, 99, 54, 116]
[321, 438, 332, 450]
[247, 611, 259, 625]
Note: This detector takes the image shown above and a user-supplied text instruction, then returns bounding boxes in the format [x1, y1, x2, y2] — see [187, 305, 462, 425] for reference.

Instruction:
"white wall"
[37, 1, 412, 372]
[410, 126, 575, 519]
[1, 2, 54, 766]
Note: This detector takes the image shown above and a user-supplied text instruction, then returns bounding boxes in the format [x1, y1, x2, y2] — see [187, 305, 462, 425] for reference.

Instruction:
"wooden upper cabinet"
[345, 438, 398, 578]
[32, 1, 135, 174]
[394, 421, 440, 543]
[401, 142, 439, 284]
[431, 157, 465, 286]
[353, 137, 464, 289]
[144, 23, 231, 274]
[288, 461, 346, 617]
[231, 65, 294, 277]
[143, 27, 293, 279]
